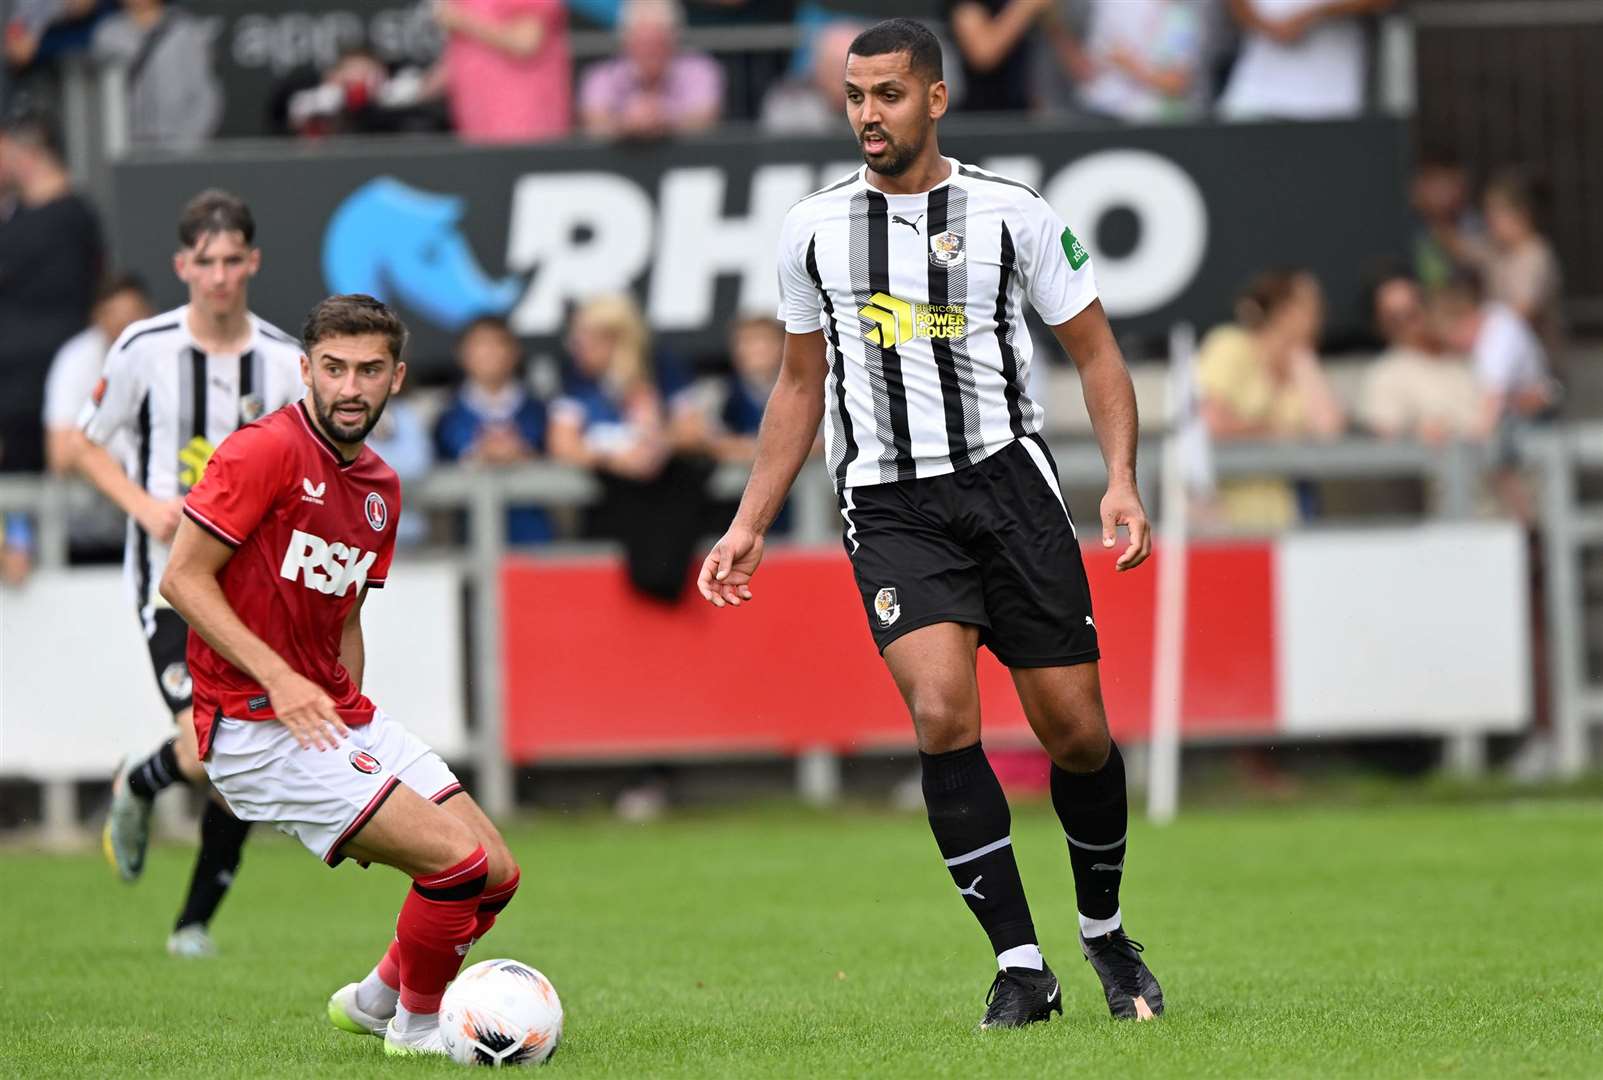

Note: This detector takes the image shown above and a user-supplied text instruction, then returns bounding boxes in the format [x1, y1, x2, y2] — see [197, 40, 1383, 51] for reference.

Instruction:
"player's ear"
[246, 247, 262, 277]
[172, 249, 187, 283]
[300, 353, 312, 389]
[928, 78, 948, 121]
[390, 359, 407, 394]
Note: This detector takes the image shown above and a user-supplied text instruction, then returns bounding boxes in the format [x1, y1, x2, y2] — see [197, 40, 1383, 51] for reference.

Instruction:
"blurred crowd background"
[2, 0, 1602, 813]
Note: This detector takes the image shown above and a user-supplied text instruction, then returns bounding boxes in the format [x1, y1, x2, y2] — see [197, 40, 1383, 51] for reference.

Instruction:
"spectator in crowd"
[435, 316, 552, 544]
[1217, 0, 1395, 121]
[759, 18, 859, 134]
[1, 511, 31, 585]
[41, 272, 150, 559]
[946, 0, 1048, 113]
[1434, 169, 1567, 370]
[579, 0, 722, 140]
[90, 0, 221, 147]
[436, 0, 571, 143]
[1048, 0, 1207, 123]
[1358, 273, 1482, 444]
[1196, 268, 1345, 529]
[4, 1, 104, 83]
[0, 102, 101, 474]
[549, 293, 668, 483]
[672, 312, 782, 464]
[283, 46, 442, 138]
[365, 383, 435, 547]
[1409, 156, 1480, 291]
[551, 293, 711, 601]
[1431, 271, 1555, 436]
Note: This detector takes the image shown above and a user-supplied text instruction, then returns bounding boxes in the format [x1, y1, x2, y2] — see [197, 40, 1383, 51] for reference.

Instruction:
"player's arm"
[76, 440, 182, 542]
[697, 329, 828, 607]
[341, 588, 368, 691]
[159, 519, 350, 750]
[76, 343, 183, 541]
[1051, 301, 1150, 571]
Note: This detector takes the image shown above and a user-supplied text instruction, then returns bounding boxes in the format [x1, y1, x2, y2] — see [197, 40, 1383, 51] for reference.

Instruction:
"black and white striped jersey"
[777, 157, 1098, 491]
[80, 305, 304, 627]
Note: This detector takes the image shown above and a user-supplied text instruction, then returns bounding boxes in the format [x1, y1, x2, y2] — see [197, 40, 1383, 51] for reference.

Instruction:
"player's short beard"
[311, 384, 389, 445]
[860, 124, 928, 178]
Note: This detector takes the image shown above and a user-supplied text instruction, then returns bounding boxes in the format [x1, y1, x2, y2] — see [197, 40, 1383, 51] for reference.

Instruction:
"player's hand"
[697, 525, 763, 608]
[265, 670, 350, 751]
[1101, 481, 1151, 572]
[140, 497, 184, 545]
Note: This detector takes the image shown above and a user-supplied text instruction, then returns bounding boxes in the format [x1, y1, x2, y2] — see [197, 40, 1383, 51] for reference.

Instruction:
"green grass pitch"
[3, 797, 1599, 1077]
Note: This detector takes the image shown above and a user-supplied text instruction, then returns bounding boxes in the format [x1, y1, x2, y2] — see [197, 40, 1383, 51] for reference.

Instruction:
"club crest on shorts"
[160, 661, 192, 700]
[349, 750, 382, 774]
[929, 230, 965, 269]
[874, 587, 901, 627]
[364, 491, 387, 532]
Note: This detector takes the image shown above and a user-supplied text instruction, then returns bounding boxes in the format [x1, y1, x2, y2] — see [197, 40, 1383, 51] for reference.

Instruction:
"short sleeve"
[776, 206, 824, 334]
[44, 335, 102, 429]
[366, 489, 400, 588]
[1012, 195, 1099, 326]
[80, 331, 146, 446]
[182, 425, 285, 547]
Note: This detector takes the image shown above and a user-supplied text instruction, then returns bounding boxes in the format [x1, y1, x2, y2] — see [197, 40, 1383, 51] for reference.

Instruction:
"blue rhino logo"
[322, 177, 522, 331]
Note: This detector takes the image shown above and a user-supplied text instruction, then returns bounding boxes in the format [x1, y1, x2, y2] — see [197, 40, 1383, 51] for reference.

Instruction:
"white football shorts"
[204, 709, 462, 867]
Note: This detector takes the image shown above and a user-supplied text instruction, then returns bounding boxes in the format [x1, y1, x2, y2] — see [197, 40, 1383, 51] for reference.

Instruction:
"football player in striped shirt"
[77, 190, 303, 956]
[700, 18, 1162, 1028]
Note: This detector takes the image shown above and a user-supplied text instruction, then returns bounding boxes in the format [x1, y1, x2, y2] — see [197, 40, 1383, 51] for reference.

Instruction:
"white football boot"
[384, 1016, 448, 1058]
[327, 983, 391, 1037]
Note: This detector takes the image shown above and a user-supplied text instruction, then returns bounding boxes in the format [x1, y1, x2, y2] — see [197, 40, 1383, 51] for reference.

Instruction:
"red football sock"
[396, 846, 488, 1015]
[376, 939, 400, 990]
[473, 870, 521, 941]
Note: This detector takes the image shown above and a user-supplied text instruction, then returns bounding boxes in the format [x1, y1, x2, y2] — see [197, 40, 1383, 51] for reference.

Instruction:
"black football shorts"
[144, 608, 194, 714]
[840, 434, 1100, 668]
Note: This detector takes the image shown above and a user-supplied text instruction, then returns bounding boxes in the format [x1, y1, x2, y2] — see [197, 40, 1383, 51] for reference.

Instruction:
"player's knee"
[483, 831, 518, 887]
[1041, 712, 1111, 773]
[419, 813, 482, 877]
[908, 692, 980, 754]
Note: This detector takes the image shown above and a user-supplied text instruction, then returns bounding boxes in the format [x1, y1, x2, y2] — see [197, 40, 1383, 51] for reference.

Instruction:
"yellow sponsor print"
[858, 291, 967, 348]
[178, 435, 216, 489]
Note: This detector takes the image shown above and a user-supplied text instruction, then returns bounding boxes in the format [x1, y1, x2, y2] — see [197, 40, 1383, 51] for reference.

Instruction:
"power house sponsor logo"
[279, 528, 377, 597]
[858, 292, 967, 348]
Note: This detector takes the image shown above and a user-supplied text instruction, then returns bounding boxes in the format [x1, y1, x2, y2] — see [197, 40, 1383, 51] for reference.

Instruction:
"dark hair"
[1484, 166, 1546, 222]
[96, 271, 149, 305]
[848, 18, 943, 84]
[301, 294, 408, 362]
[459, 315, 517, 343]
[1235, 268, 1315, 329]
[0, 99, 63, 160]
[177, 189, 256, 248]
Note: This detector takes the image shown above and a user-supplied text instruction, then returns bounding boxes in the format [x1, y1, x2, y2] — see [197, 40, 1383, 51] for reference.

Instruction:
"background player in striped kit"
[699, 19, 1162, 1028]
[76, 190, 304, 957]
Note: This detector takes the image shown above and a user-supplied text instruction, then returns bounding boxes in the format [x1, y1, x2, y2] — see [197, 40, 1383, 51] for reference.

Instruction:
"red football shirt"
[182, 401, 400, 757]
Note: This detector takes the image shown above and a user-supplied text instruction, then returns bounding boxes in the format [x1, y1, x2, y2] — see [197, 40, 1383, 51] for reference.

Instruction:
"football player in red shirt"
[161, 294, 519, 1057]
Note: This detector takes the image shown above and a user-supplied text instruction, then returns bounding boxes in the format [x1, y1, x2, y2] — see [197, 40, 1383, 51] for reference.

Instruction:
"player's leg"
[977, 436, 1161, 1020]
[347, 793, 521, 1035]
[337, 788, 490, 1055]
[882, 623, 1060, 1029]
[845, 478, 1059, 1027]
[105, 611, 196, 881]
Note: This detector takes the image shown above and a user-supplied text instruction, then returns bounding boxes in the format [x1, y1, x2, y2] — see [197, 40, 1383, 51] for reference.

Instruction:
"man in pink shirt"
[437, 0, 571, 143]
[579, 0, 723, 140]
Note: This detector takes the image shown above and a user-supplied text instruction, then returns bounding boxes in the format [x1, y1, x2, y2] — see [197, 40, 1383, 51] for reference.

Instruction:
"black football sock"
[1050, 741, 1128, 932]
[174, 801, 252, 931]
[921, 743, 1039, 963]
[126, 738, 182, 800]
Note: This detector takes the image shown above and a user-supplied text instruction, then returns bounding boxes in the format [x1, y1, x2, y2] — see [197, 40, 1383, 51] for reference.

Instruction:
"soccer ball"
[439, 958, 563, 1067]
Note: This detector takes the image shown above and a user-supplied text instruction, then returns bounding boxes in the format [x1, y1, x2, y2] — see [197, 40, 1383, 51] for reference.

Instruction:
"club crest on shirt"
[349, 750, 382, 774]
[364, 491, 387, 532]
[929, 230, 965, 269]
[239, 393, 266, 423]
[874, 587, 901, 627]
[160, 661, 192, 700]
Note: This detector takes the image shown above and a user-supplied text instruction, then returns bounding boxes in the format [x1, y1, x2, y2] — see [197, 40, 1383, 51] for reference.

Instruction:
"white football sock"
[393, 1003, 438, 1034]
[996, 943, 1044, 971]
[356, 968, 399, 1018]
[1079, 907, 1122, 939]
